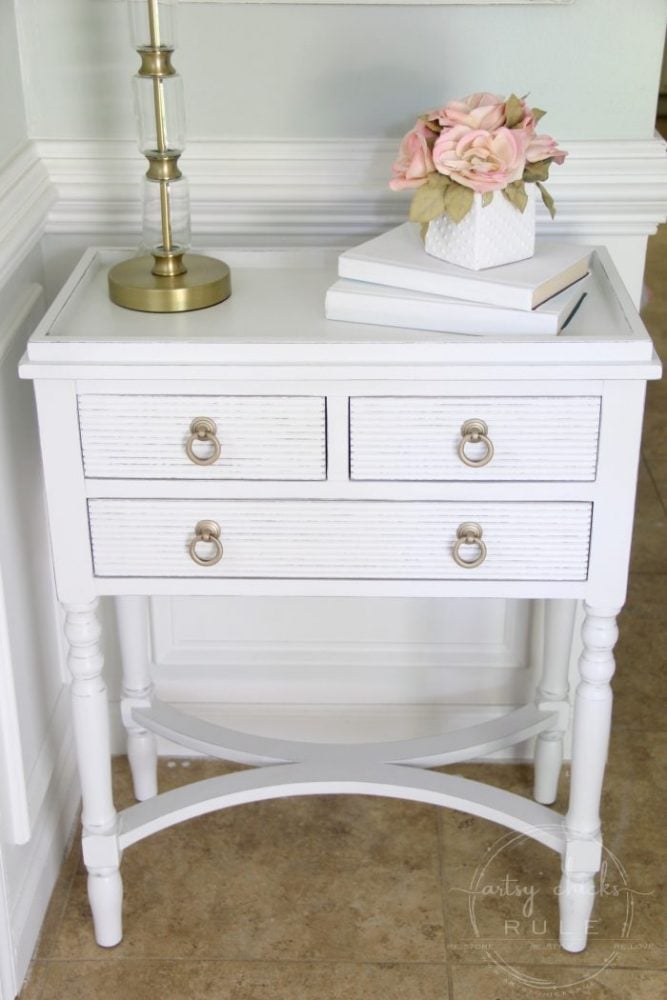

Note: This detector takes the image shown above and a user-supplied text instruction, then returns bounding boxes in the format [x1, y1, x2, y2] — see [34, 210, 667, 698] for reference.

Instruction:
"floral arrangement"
[390, 92, 567, 226]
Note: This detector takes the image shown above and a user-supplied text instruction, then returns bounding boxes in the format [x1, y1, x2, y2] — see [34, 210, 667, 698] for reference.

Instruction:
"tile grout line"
[435, 809, 456, 1000]
[438, 810, 452, 989]
[642, 455, 667, 517]
[30, 818, 83, 970]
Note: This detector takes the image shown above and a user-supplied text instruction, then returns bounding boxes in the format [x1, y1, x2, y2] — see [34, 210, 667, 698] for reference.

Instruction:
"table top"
[20, 245, 661, 379]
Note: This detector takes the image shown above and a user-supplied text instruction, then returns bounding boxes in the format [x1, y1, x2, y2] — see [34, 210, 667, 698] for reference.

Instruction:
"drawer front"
[88, 500, 592, 581]
[78, 395, 326, 480]
[350, 396, 601, 481]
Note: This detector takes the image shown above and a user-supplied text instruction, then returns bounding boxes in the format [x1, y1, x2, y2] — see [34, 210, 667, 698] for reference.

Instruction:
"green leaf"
[523, 158, 552, 183]
[481, 191, 494, 208]
[531, 107, 547, 124]
[505, 93, 525, 129]
[443, 182, 474, 223]
[537, 181, 556, 219]
[409, 180, 447, 224]
[502, 180, 528, 213]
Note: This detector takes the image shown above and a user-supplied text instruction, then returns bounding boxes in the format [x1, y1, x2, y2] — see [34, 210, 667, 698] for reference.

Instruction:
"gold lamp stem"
[147, 0, 161, 46]
[146, 0, 179, 271]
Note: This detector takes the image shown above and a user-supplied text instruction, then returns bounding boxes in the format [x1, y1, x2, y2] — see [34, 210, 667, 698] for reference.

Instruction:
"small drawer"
[78, 395, 326, 480]
[350, 396, 601, 481]
[88, 499, 592, 581]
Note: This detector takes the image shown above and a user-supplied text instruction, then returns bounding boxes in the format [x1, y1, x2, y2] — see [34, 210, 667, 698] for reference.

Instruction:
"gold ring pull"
[457, 418, 494, 468]
[185, 417, 221, 466]
[452, 522, 487, 569]
[189, 520, 223, 567]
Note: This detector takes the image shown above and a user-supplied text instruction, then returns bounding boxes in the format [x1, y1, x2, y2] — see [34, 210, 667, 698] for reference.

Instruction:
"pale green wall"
[0, 0, 29, 161]
[13, 0, 667, 141]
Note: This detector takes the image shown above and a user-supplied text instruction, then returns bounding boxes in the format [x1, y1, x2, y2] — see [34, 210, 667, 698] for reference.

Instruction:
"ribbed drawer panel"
[350, 396, 601, 481]
[88, 500, 592, 581]
[78, 395, 326, 480]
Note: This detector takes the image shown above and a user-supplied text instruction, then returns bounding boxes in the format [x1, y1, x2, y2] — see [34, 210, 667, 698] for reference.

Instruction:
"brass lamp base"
[108, 254, 231, 313]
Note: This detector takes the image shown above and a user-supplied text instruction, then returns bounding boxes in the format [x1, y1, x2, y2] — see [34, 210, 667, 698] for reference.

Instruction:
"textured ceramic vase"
[424, 185, 536, 271]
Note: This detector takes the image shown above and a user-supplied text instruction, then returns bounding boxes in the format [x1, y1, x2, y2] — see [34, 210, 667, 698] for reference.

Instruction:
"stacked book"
[325, 223, 593, 336]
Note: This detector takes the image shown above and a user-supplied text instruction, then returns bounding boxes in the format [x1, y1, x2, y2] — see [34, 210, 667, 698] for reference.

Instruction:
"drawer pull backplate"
[189, 520, 224, 566]
[452, 522, 487, 569]
[457, 418, 494, 468]
[185, 417, 221, 466]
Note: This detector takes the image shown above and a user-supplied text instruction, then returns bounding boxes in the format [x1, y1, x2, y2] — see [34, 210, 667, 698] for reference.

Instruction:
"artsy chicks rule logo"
[450, 826, 653, 994]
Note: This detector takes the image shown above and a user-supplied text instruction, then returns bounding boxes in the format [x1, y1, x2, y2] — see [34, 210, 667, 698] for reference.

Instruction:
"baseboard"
[4, 720, 79, 992]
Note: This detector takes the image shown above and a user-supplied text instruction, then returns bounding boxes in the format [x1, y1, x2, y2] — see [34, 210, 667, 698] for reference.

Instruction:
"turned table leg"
[533, 599, 576, 805]
[64, 600, 122, 947]
[559, 604, 619, 953]
[116, 596, 158, 801]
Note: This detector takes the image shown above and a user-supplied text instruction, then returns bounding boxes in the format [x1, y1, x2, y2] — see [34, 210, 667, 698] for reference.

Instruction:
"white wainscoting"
[37, 135, 667, 304]
[0, 260, 79, 998]
[0, 142, 54, 291]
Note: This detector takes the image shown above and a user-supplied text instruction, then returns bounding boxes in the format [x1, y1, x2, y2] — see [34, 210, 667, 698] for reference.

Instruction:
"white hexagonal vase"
[424, 184, 536, 271]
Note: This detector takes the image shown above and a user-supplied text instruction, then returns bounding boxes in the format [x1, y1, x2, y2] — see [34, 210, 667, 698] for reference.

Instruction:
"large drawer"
[77, 395, 326, 480]
[350, 396, 601, 481]
[88, 499, 592, 581]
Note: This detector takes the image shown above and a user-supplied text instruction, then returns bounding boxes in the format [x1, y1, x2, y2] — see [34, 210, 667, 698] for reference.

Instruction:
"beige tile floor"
[20, 226, 667, 999]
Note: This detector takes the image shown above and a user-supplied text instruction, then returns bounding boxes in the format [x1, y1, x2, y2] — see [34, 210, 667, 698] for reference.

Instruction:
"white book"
[325, 275, 589, 336]
[338, 223, 593, 310]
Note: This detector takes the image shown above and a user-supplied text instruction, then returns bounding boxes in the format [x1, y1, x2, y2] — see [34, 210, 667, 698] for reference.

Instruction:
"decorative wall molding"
[36, 136, 667, 246]
[149, 595, 533, 706]
[0, 143, 55, 289]
[8, 725, 78, 991]
[0, 283, 47, 847]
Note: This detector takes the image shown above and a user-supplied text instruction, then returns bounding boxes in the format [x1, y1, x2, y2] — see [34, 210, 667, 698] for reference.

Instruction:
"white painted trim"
[10, 729, 79, 991]
[0, 692, 79, 999]
[36, 136, 667, 244]
[0, 143, 55, 289]
[24, 688, 72, 836]
[0, 853, 16, 1000]
[150, 596, 530, 677]
[0, 283, 47, 847]
[0, 564, 30, 848]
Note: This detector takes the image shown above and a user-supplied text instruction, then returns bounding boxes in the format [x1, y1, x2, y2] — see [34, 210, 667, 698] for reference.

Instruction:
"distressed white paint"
[19, 243, 659, 953]
[78, 394, 327, 480]
[88, 498, 594, 580]
[350, 395, 601, 481]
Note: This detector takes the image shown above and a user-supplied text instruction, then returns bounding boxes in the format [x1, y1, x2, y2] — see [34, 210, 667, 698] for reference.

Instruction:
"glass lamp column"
[108, 0, 230, 312]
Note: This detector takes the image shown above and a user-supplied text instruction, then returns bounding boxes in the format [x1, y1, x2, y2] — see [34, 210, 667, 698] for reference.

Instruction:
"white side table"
[20, 246, 660, 954]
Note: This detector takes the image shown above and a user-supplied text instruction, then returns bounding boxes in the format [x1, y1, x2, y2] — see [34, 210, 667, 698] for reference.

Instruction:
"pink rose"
[513, 97, 537, 133]
[389, 122, 435, 191]
[525, 132, 568, 165]
[432, 125, 527, 193]
[436, 92, 507, 132]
